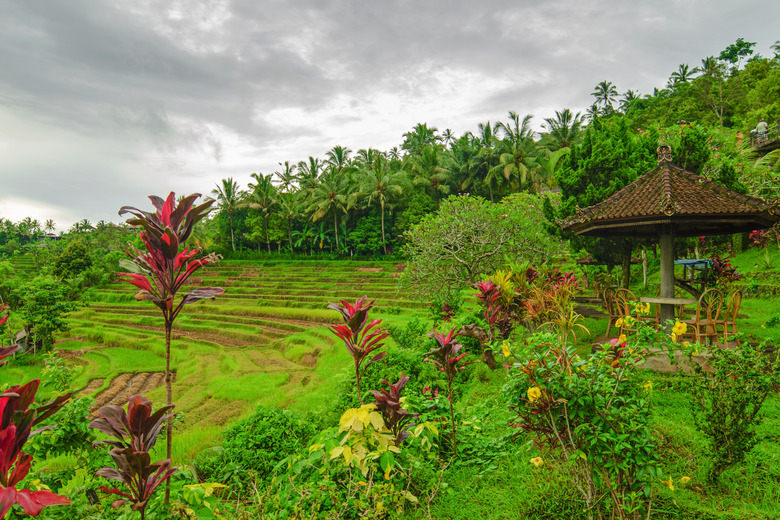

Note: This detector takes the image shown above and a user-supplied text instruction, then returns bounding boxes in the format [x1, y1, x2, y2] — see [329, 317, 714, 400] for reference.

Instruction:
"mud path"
[82, 372, 166, 413]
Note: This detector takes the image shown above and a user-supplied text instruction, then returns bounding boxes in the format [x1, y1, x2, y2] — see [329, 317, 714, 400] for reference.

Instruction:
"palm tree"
[326, 145, 352, 176]
[772, 40, 780, 60]
[308, 168, 349, 251]
[44, 219, 55, 234]
[495, 111, 538, 192]
[591, 80, 618, 112]
[619, 90, 640, 113]
[402, 123, 440, 155]
[274, 161, 297, 193]
[407, 145, 452, 200]
[542, 109, 582, 150]
[353, 155, 409, 253]
[297, 156, 322, 199]
[247, 173, 278, 253]
[441, 129, 456, 147]
[211, 178, 242, 251]
[669, 63, 695, 87]
[277, 192, 301, 252]
[585, 103, 600, 122]
[533, 148, 570, 192]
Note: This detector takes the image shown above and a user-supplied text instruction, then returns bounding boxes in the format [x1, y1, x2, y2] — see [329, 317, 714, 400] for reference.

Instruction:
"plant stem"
[164, 319, 172, 506]
[447, 381, 457, 454]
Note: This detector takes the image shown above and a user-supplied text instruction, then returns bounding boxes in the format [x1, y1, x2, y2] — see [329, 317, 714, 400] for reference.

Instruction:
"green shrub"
[193, 406, 315, 493]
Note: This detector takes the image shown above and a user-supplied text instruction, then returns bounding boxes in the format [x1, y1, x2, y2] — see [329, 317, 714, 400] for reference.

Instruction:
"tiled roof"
[559, 150, 780, 237]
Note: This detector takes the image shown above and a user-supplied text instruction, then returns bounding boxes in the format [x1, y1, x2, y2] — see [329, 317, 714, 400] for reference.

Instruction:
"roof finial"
[657, 143, 672, 163]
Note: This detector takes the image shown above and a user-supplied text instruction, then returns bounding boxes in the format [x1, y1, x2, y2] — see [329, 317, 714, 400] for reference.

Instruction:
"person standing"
[756, 118, 768, 138]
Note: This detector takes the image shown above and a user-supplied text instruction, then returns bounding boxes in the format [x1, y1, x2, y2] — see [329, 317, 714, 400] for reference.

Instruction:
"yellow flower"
[617, 334, 627, 344]
[661, 477, 674, 491]
[643, 381, 653, 392]
[530, 457, 544, 467]
[625, 316, 635, 327]
[527, 387, 542, 402]
[615, 318, 624, 327]
[672, 321, 687, 336]
[501, 342, 512, 358]
[634, 302, 650, 315]
[670, 332, 677, 343]
[680, 476, 691, 484]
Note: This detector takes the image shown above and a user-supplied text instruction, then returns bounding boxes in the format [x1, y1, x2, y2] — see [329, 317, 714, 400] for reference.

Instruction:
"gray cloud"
[1, 0, 779, 228]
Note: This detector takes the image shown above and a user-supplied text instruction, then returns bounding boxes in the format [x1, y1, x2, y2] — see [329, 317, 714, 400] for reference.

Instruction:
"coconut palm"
[441, 129, 456, 147]
[669, 63, 696, 86]
[246, 173, 278, 253]
[533, 148, 570, 192]
[274, 161, 297, 193]
[585, 103, 600, 122]
[495, 111, 538, 192]
[619, 90, 640, 113]
[297, 156, 322, 199]
[326, 145, 353, 176]
[353, 155, 410, 253]
[308, 168, 349, 251]
[591, 80, 618, 112]
[211, 178, 242, 251]
[44, 219, 55, 234]
[542, 109, 583, 150]
[470, 121, 505, 201]
[407, 145, 453, 200]
[277, 192, 301, 252]
[402, 123, 440, 155]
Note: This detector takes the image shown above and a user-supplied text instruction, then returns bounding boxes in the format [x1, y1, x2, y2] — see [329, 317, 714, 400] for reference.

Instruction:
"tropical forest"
[2, 38, 780, 520]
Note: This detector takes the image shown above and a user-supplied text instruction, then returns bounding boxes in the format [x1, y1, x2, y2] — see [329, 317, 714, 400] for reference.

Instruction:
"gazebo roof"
[559, 145, 780, 237]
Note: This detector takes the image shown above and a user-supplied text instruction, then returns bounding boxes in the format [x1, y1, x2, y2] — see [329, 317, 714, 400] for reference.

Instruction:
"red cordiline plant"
[370, 373, 418, 446]
[0, 314, 71, 518]
[425, 328, 471, 453]
[117, 193, 224, 487]
[327, 296, 388, 404]
[89, 395, 177, 520]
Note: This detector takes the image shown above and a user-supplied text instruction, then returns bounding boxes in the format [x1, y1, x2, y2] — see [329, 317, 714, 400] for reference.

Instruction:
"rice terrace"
[3, 32, 780, 520]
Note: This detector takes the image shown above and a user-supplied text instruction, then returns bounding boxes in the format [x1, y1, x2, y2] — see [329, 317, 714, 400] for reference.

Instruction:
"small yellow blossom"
[530, 457, 544, 467]
[634, 302, 650, 315]
[617, 334, 627, 344]
[661, 477, 674, 491]
[615, 318, 624, 327]
[643, 381, 653, 392]
[527, 387, 542, 402]
[501, 342, 512, 358]
[624, 316, 636, 327]
[680, 476, 691, 484]
[670, 332, 677, 343]
[672, 321, 687, 336]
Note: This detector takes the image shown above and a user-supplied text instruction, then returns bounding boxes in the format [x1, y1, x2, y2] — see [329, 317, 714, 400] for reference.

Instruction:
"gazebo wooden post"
[659, 225, 675, 324]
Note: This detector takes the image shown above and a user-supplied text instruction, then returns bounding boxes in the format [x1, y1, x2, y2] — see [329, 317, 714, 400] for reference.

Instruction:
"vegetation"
[1, 36, 780, 519]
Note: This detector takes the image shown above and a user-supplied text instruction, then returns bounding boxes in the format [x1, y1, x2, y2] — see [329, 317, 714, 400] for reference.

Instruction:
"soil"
[84, 371, 166, 414]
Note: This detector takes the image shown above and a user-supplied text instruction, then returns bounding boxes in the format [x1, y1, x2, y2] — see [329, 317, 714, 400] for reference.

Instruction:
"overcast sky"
[1, 0, 778, 231]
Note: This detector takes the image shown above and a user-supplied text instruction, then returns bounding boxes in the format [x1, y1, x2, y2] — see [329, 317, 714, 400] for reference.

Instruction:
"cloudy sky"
[1, 0, 778, 230]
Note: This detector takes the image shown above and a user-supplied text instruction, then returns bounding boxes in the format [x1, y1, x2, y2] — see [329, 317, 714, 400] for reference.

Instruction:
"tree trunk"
[381, 202, 387, 255]
[458, 324, 497, 369]
[264, 214, 271, 254]
[333, 212, 339, 250]
[642, 247, 648, 290]
[287, 219, 293, 252]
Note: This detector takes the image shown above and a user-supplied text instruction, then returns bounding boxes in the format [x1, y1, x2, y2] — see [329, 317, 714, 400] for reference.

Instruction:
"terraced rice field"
[54, 259, 417, 459]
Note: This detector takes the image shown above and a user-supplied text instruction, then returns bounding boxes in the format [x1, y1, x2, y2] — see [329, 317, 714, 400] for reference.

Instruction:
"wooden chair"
[615, 288, 656, 335]
[603, 286, 620, 336]
[681, 288, 724, 346]
[717, 290, 742, 345]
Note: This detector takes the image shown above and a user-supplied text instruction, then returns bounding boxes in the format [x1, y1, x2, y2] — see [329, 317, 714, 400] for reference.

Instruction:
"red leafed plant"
[89, 396, 176, 520]
[371, 373, 418, 446]
[327, 296, 388, 404]
[425, 328, 471, 453]
[0, 313, 72, 519]
[117, 192, 223, 498]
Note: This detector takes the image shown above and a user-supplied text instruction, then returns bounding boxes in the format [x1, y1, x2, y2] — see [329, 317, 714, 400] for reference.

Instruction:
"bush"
[52, 242, 92, 279]
[193, 406, 315, 493]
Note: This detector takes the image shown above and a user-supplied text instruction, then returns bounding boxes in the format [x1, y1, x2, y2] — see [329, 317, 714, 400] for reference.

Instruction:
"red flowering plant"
[117, 193, 224, 498]
[370, 373, 418, 446]
[0, 313, 72, 518]
[89, 396, 177, 520]
[424, 328, 472, 453]
[327, 296, 388, 404]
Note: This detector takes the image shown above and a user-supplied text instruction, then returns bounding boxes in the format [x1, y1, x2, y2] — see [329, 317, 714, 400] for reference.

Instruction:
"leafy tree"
[554, 119, 658, 286]
[246, 173, 278, 253]
[13, 276, 76, 351]
[309, 169, 350, 251]
[353, 154, 409, 253]
[52, 241, 92, 279]
[719, 37, 756, 70]
[495, 111, 538, 193]
[402, 123, 440, 155]
[401, 193, 561, 300]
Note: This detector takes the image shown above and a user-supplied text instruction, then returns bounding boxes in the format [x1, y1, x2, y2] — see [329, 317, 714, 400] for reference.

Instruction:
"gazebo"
[559, 144, 780, 322]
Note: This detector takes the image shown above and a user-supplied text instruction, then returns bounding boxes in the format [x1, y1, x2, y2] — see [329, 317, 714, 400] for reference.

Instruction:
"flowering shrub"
[505, 330, 661, 519]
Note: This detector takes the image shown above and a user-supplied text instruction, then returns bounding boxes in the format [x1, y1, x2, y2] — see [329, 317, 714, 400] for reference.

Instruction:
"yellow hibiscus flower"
[527, 387, 542, 402]
[530, 457, 544, 467]
[501, 342, 512, 358]
[672, 321, 687, 336]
